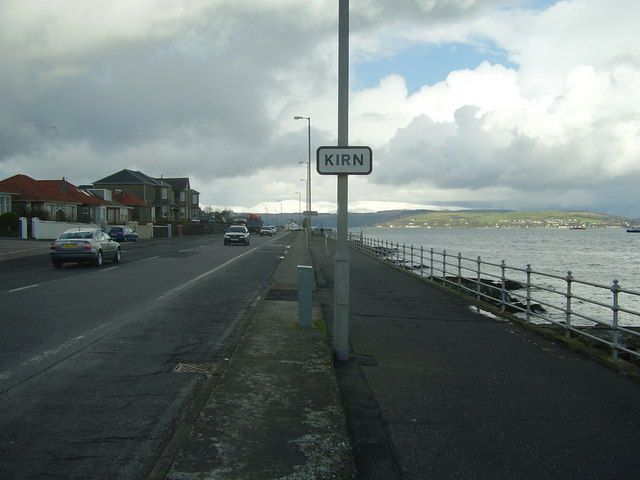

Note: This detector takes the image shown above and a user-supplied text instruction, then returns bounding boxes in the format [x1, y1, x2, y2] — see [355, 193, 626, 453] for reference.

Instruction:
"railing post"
[442, 250, 447, 285]
[402, 243, 406, 267]
[611, 279, 620, 360]
[500, 260, 506, 313]
[396, 242, 400, 265]
[525, 264, 532, 322]
[476, 256, 481, 301]
[457, 253, 462, 287]
[565, 271, 573, 338]
[411, 244, 414, 270]
[430, 248, 434, 279]
[420, 246, 424, 277]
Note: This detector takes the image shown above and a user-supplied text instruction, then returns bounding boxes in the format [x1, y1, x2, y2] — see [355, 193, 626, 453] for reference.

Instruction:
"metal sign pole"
[333, 0, 350, 361]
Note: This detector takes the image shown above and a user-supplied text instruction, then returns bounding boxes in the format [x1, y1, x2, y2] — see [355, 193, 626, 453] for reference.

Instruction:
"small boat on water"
[627, 227, 640, 233]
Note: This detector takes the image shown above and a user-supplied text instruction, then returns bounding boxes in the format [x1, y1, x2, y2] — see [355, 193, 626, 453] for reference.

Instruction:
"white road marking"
[102, 266, 117, 272]
[9, 284, 40, 293]
[157, 246, 259, 302]
[0, 247, 47, 256]
[0, 323, 111, 383]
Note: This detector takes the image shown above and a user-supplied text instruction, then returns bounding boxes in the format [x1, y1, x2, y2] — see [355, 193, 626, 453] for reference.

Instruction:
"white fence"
[26, 218, 155, 240]
[348, 233, 640, 361]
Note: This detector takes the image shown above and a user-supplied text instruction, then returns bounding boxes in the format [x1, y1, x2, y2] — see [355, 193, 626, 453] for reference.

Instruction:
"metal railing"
[347, 233, 640, 361]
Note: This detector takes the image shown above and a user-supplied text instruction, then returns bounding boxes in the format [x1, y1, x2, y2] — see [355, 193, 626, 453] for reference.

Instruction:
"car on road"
[50, 228, 121, 268]
[107, 226, 139, 242]
[259, 225, 277, 236]
[224, 225, 250, 245]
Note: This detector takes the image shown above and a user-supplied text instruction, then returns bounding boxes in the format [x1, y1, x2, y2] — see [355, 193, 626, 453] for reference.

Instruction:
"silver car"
[224, 225, 250, 245]
[50, 228, 121, 268]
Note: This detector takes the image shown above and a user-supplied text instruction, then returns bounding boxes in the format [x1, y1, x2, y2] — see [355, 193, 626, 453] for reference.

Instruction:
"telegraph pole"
[333, 0, 350, 361]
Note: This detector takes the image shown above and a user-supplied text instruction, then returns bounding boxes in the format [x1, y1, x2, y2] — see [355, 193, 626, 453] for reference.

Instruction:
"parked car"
[259, 225, 277, 236]
[224, 225, 250, 245]
[107, 226, 138, 242]
[51, 228, 121, 268]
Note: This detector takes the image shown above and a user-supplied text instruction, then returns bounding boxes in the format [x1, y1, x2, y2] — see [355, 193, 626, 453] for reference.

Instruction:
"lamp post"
[294, 115, 311, 229]
[294, 191, 301, 225]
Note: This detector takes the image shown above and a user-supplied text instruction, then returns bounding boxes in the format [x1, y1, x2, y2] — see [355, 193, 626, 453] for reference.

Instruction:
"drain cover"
[173, 362, 218, 374]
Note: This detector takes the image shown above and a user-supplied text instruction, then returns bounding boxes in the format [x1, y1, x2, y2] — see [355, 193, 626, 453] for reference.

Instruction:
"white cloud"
[1, 0, 639, 216]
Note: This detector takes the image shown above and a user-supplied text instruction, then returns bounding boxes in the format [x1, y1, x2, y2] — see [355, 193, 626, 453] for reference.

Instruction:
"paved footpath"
[310, 236, 640, 480]
[158, 232, 355, 479]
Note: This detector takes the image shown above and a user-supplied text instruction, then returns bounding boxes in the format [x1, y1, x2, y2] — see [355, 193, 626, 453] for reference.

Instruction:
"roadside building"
[1, 191, 14, 214]
[93, 169, 179, 223]
[0, 174, 105, 222]
[161, 177, 201, 222]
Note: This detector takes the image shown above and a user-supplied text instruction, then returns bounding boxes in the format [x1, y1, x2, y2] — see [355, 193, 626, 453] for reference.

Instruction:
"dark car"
[51, 228, 121, 268]
[108, 226, 139, 242]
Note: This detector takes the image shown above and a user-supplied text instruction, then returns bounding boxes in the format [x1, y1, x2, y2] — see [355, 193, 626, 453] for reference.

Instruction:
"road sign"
[316, 146, 372, 175]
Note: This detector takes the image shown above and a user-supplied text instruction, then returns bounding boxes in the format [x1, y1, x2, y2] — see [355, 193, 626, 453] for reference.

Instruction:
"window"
[0, 196, 10, 214]
[162, 206, 168, 218]
[191, 194, 197, 205]
[180, 191, 185, 202]
[179, 208, 185, 219]
[162, 188, 167, 200]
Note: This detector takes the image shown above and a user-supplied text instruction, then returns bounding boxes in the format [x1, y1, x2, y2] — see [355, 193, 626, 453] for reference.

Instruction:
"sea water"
[353, 227, 640, 325]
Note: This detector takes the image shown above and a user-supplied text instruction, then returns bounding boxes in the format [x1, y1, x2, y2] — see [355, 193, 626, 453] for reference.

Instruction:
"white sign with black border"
[316, 146, 372, 175]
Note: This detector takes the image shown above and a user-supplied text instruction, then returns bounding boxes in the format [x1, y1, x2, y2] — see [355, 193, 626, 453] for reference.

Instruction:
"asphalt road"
[0, 232, 293, 479]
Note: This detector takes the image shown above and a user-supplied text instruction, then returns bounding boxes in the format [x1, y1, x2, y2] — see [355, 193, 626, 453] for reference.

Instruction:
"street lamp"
[294, 191, 301, 226]
[294, 115, 311, 229]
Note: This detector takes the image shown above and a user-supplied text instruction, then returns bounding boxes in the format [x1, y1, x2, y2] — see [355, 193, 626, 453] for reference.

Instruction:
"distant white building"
[284, 220, 301, 230]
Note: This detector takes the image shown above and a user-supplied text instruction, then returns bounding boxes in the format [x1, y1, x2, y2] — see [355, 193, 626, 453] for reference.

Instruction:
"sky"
[1, 0, 639, 217]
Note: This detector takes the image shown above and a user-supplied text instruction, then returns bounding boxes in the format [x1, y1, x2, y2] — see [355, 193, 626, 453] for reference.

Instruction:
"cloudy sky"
[1, 0, 639, 216]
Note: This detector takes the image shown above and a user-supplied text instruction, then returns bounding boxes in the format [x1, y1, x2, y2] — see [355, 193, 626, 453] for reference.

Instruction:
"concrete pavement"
[310, 236, 640, 480]
[158, 232, 355, 479]
[0, 237, 51, 261]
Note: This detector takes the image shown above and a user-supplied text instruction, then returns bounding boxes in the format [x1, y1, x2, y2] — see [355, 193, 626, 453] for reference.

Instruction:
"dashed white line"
[157, 246, 258, 302]
[9, 284, 40, 293]
[0, 247, 46, 256]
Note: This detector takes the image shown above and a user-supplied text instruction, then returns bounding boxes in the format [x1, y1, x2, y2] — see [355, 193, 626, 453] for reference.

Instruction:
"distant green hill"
[378, 210, 631, 228]
[261, 209, 632, 229]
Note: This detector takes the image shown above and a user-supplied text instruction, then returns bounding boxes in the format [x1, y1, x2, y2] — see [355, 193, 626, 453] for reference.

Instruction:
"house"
[161, 177, 201, 222]
[0, 174, 109, 222]
[93, 169, 177, 223]
[39, 179, 110, 224]
[111, 189, 152, 223]
[93, 169, 200, 223]
[1, 191, 14, 214]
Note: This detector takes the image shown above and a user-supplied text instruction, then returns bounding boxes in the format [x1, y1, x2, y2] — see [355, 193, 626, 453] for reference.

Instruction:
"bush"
[0, 211, 19, 236]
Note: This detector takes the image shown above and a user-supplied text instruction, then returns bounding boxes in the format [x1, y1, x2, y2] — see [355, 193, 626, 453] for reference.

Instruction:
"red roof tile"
[112, 190, 148, 207]
[0, 174, 108, 205]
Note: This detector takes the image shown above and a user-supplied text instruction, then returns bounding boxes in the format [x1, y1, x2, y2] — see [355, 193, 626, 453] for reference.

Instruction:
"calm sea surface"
[356, 227, 639, 289]
[354, 227, 640, 325]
